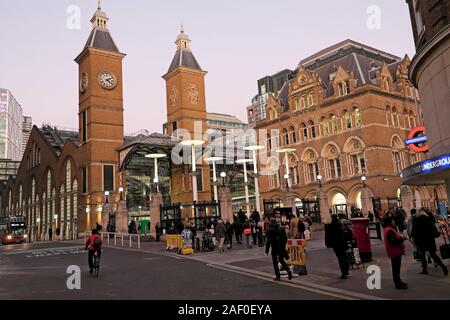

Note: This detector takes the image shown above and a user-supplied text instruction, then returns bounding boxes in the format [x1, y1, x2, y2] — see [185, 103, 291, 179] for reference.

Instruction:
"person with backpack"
[265, 219, 292, 281]
[243, 219, 253, 248]
[85, 229, 103, 274]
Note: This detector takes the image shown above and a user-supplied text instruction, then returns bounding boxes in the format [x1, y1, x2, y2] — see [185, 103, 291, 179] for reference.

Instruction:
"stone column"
[361, 187, 374, 216]
[219, 187, 233, 222]
[101, 203, 112, 230]
[283, 188, 294, 209]
[400, 185, 414, 217]
[115, 200, 129, 234]
[318, 189, 331, 224]
[149, 193, 163, 239]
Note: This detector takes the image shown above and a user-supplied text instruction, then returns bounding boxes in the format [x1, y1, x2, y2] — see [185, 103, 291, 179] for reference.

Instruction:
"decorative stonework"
[188, 84, 199, 105]
[169, 86, 178, 106]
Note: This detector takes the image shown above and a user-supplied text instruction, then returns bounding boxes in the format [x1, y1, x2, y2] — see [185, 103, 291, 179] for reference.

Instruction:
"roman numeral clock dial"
[98, 71, 117, 90]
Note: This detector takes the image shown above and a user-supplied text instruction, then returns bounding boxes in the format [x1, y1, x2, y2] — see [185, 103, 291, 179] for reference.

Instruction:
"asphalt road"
[0, 242, 338, 300]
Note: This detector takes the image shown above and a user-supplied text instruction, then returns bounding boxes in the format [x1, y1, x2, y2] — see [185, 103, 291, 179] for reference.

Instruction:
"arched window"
[302, 150, 319, 184]
[345, 139, 366, 176]
[18, 185, 23, 215]
[392, 136, 406, 172]
[294, 97, 300, 110]
[344, 111, 352, 129]
[392, 107, 399, 127]
[267, 133, 272, 151]
[354, 108, 362, 127]
[282, 128, 289, 146]
[338, 83, 344, 97]
[330, 115, 338, 133]
[404, 110, 410, 129]
[301, 95, 307, 109]
[300, 123, 308, 141]
[72, 180, 78, 240]
[409, 111, 416, 128]
[289, 126, 296, 144]
[60, 186, 65, 239]
[308, 92, 315, 106]
[323, 144, 342, 180]
[267, 158, 280, 189]
[386, 106, 392, 126]
[308, 121, 316, 138]
[31, 179, 36, 236]
[321, 117, 330, 136]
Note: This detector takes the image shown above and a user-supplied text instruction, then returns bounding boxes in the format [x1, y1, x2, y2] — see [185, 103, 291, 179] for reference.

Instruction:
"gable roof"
[38, 126, 79, 156]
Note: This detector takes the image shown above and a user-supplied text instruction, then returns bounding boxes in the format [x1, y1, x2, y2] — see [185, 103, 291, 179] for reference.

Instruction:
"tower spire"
[175, 24, 191, 51]
[91, 1, 108, 29]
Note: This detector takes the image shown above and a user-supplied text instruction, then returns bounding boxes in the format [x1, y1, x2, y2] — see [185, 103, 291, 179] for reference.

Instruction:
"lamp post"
[276, 148, 296, 189]
[145, 153, 167, 193]
[118, 187, 124, 201]
[236, 159, 253, 217]
[220, 171, 227, 187]
[104, 191, 110, 204]
[180, 140, 205, 202]
[317, 174, 322, 189]
[244, 145, 264, 214]
[205, 157, 223, 203]
[361, 175, 367, 188]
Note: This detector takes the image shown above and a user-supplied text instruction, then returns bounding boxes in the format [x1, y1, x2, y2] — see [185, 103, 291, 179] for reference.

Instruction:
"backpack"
[93, 236, 101, 249]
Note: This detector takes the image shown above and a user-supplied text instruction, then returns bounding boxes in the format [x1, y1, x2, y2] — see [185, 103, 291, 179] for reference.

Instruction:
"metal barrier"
[285, 239, 307, 266]
[96, 232, 141, 249]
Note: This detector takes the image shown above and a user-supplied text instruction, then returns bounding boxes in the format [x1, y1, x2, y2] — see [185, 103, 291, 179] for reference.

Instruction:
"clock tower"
[163, 27, 211, 204]
[75, 1, 126, 229]
[163, 26, 208, 138]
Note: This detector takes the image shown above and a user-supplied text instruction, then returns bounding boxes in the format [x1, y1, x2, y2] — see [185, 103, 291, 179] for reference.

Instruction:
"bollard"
[129, 236, 132, 248]
[121, 234, 124, 247]
[107, 233, 110, 245]
[138, 235, 141, 249]
[114, 233, 117, 246]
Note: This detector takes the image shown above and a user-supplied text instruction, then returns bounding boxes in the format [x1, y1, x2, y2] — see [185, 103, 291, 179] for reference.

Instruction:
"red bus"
[0, 216, 27, 245]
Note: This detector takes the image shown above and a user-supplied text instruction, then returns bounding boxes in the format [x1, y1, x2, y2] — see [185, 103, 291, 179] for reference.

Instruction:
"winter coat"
[265, 222, 288, 256]
[412, 214, 438, 251]
[328, 220, 351, 252]
[289, 217, 300, 239]
[215, 223, 227, 239]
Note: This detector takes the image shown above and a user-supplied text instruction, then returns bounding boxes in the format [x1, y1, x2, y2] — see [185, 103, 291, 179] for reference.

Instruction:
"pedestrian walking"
[265, 219, 292, 281]
[155, 223, 161, 242]
[243, 219, 253, 248]
[298, 217, 306, 239]
[225, 220, 234, 249]
[251, 221, 258, 246]
[215, 220, 227, 253]
[383, 214, 408, 289]
[48, 227, 53, 241]
[257, 220, 265, 247]
[289, 214, 300, 239]
[411, 209, 448, 277]
[238, 209, 247, 224]
[328, 215, 351, 279]
[234, 219, 243, 244]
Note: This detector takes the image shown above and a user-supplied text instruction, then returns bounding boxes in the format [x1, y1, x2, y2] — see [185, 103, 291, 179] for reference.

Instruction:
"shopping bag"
[440, 244, 450, 260]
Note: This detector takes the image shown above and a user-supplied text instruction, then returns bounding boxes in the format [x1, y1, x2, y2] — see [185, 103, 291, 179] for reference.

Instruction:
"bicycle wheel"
[93, 255, 100, 277]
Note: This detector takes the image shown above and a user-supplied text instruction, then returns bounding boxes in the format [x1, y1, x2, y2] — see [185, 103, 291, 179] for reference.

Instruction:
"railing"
[98, 232, 141, 249]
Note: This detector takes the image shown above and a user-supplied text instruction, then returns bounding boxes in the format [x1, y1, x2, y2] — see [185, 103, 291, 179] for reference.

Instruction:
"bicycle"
[92, 250, 100, 277]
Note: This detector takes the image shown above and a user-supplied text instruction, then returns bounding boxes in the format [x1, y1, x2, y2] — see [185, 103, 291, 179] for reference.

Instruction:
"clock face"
[80, 73, 88, 93]
[98, 71, 117, 90]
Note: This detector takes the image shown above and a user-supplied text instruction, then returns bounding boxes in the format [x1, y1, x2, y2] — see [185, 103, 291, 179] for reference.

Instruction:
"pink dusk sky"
[0, 0, 416, 134]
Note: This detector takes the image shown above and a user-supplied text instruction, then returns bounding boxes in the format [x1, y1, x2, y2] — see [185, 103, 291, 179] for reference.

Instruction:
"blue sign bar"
[403, 154, 450, 180]
[405, 135, 428, 145]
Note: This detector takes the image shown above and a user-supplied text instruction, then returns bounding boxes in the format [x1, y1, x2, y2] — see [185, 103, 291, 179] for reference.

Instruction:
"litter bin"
[351, 218, 372, 262]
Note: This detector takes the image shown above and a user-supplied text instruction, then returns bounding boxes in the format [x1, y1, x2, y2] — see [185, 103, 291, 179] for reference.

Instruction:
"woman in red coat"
[383, 214, 407, 290]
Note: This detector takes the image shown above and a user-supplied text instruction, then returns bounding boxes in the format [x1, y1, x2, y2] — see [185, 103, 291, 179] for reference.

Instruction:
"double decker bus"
[0, 216, 27, 245]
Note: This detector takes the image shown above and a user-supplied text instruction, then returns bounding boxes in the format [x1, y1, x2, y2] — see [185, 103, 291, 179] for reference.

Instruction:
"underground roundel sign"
[405, 126, 429, 153]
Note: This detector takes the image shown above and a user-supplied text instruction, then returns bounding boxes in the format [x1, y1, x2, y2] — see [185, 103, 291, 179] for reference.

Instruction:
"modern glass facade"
[124, 146, 171, 217]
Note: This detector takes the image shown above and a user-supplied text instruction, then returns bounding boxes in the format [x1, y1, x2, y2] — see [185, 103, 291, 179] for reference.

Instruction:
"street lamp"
[145, 153, 167, 193]
[180, 140, 205, 202]
[361, 175, 367, 188]
[236, 159, 253, 217]
[276, 148, 296, 189]
[104, 191, 110, 204]
[205, 157, 223, 202]
[244, 145, 265, 214]
[220, 171, 227, 187]
[118, 187, 124, 201]
[317, 174, 322, 188]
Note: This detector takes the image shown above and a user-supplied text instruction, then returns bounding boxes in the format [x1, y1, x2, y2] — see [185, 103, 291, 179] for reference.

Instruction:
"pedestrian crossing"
[2, 246, 85, 258]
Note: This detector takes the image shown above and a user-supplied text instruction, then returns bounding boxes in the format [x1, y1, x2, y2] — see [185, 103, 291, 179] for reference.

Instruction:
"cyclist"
[85, 229, 103, 274]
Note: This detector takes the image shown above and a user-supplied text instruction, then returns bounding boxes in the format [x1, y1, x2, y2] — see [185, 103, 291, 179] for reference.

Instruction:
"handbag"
[244, 228, 251, 235]
[432, 223, 441, 239]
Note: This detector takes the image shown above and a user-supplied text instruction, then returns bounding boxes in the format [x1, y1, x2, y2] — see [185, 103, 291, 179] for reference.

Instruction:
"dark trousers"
[252, 233, 257, 246]
[156, 233, 160, 242]
[235, 232, 242, 244]
[272, 254, 289, 278]
[245, 234, 252, 248]
[88, 249, 101, 271]
[226, 235, 233, 248]
[419, 248, 446, 272]
[334, 249, 349, 276]
[391, 255, 403, 286]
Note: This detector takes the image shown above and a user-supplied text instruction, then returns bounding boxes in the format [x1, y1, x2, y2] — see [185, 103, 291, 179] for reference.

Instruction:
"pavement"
[1, 231, 449, 300]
